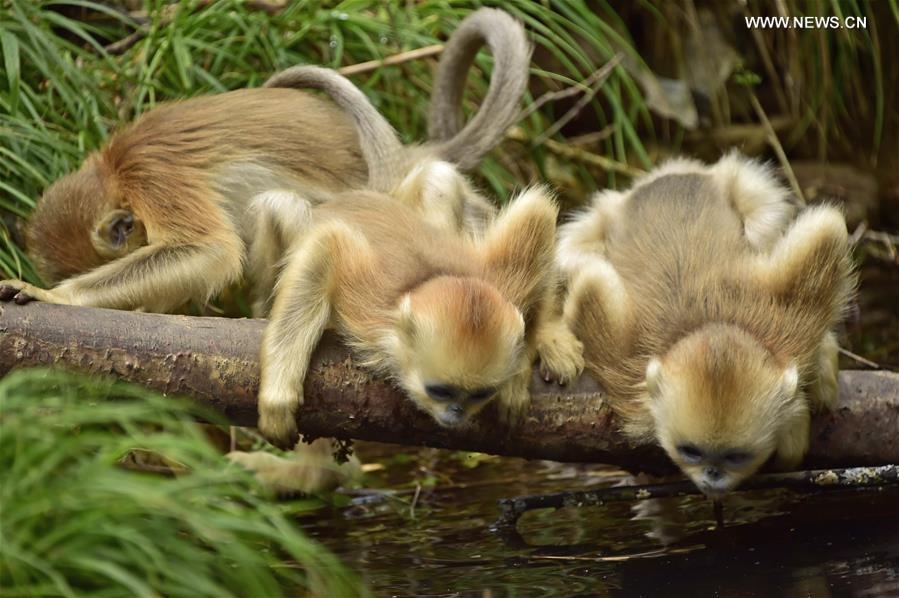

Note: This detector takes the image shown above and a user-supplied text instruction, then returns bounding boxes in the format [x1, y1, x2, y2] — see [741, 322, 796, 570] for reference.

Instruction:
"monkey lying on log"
[1, 301, 896, 472]
[0, 7, 530, 316]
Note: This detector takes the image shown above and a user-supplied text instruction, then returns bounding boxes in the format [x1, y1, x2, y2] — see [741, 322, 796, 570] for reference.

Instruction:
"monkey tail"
[427, 8, 532, 171]
[264, 65, 405, 193]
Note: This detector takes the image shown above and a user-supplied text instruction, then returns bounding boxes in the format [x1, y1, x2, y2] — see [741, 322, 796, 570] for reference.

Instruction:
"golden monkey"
[239, 66, 580, 446]
[559, 153, 854, 496]
[0, 8, 530, 315]
[256, 181, 570, 449]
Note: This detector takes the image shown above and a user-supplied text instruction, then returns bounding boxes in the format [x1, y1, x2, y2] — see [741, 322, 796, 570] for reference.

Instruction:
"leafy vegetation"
[0, 368, 364, 596]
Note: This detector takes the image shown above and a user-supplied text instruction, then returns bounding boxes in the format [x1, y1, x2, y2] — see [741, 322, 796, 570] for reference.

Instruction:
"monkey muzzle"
[436, 404, 467, 428]
[694, 466, 736, 497]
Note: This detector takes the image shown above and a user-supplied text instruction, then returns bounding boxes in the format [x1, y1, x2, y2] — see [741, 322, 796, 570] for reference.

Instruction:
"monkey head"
[26, 158, 147, 284]
[645, 324, 802, 497]
[386, 276, 526, 427]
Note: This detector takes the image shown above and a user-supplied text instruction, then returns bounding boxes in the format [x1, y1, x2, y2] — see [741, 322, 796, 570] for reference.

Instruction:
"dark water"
[299, 443, 899, 597]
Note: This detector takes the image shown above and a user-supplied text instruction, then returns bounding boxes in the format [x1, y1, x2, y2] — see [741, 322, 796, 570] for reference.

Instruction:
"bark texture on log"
[1, 302, 896, 472]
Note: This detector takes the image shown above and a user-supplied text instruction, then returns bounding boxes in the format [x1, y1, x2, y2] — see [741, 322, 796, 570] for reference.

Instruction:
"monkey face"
[27, 160, 146, 283]
[663, 440, 773, 497]
[389, 276, 525, 427]
[419, 383, 501, 427]
[646, 326, 801, 496]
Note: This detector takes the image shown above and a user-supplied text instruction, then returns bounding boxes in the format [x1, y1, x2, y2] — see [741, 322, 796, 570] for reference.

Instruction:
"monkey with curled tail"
[1, 8, 532, 319]
[3, 9, 543, 496]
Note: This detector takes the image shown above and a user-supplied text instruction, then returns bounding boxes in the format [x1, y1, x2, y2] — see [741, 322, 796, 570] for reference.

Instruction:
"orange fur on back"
[26, 88, 365, 284]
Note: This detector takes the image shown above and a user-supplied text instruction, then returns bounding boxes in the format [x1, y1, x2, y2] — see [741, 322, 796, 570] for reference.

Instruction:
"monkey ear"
[479, 187, 557, 311]
[91, 209, 147, 259]
[645, 358, 664, 397]
[780, 363, 799, 398]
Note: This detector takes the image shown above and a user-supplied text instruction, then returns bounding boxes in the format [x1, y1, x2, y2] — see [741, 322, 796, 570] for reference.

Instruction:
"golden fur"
[257, 185, 579, 448]
[560, 152, 854, 495]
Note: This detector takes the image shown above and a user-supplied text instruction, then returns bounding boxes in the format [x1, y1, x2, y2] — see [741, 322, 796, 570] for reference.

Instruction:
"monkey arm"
[754, 205, 854, 307]
[257, 222, 370, 449]
[808, 332, 841, 410]
[563, 260, 634, 349]
[246, 190, 314, 317]
[1, 234, 244, 313]
[531, 293, 584, 385]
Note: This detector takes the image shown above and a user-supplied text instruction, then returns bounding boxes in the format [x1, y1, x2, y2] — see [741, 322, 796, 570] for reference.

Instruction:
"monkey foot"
[257, 397, 301, 449]
[227, 450, 347, 495]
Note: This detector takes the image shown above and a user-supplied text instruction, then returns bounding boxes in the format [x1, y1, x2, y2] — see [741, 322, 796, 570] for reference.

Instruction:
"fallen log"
[1, 302, 896, 472]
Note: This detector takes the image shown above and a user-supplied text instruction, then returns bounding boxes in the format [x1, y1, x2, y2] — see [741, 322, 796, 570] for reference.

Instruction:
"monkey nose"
[437, 404, 466, 428]
[704, 466, 723, 481]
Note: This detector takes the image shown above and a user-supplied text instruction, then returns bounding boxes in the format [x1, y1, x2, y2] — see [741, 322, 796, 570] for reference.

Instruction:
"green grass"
[0, 368, 365, 596]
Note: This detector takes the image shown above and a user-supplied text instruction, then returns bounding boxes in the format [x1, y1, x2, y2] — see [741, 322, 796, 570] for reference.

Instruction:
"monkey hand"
[495, 371, 531, 425]
[0, 280, 70, 305]
[771, 410, 811, 472]
[536, 320, 585, 385]
[257, 387, 303, 450]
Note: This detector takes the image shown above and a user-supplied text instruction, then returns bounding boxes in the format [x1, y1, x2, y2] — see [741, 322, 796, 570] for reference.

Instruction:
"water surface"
[299, 443, 899, 596]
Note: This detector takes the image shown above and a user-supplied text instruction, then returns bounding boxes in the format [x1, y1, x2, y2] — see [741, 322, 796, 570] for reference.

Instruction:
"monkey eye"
[676, 444, 704, 463]
[468, 387, 497, 401]
[723, 451, 751, 467]
[425, 384, 460, 402]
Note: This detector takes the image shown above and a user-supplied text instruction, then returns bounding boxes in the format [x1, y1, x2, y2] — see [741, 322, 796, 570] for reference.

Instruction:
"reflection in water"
[299, 443, 899, 596]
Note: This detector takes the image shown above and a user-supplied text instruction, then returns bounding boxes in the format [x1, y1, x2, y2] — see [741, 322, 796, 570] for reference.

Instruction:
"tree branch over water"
[1, 302, 896, 472]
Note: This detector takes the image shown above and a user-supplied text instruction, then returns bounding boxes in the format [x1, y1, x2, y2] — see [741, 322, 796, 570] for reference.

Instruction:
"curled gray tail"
[264, 65, 404, 192]
[427, 8, 531, 171]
